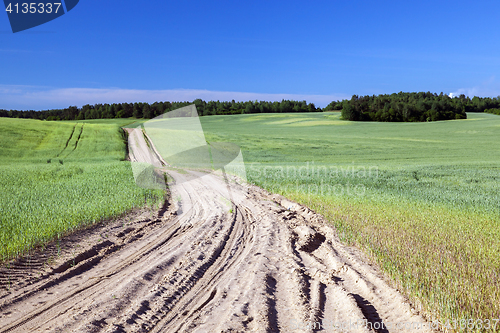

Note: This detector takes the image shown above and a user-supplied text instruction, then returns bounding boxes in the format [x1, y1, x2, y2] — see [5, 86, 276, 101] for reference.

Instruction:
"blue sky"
[1, 0, 500, 110]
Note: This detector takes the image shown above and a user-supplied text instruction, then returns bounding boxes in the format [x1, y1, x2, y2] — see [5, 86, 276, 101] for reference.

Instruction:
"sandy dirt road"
[0, 128, 435, 333]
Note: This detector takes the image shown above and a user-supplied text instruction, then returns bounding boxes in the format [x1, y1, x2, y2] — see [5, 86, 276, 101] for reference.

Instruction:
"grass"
[2, 113, 499, 329]
[199, 111, 500, 331]
[0, 117, 165, 261]
[62, 117, 141, 127]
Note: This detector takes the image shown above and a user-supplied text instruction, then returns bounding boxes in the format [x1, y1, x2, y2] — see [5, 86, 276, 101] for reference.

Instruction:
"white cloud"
[449, 76, 500, 98]
[0, 86, 349, 110]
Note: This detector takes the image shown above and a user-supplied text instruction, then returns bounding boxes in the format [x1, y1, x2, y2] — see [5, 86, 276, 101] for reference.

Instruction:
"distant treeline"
[485, 108, 500, 115]
[325, 92, 500, 122]
[2, 92, 500, 122]
[0, 99, 319, 121]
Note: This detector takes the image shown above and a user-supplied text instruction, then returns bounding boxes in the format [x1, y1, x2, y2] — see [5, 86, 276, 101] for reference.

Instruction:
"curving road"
[0, 129, 434, 333]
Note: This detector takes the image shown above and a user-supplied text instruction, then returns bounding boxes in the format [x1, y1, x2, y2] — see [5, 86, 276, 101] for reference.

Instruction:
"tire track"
[72, 123, 84, 151]
[55, 124, 77, 157]
[0, 127, 436, 333]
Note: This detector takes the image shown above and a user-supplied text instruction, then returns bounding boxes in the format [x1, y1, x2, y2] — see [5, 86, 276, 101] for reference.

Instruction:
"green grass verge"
[0, 117, 164, 261]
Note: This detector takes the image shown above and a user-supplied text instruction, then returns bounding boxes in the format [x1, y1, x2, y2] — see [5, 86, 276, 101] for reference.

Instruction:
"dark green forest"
[0, 99, 318, 121]
[485, 108, 500, 115]
[1, 92, 500, 122]
[326, 92, 500, 121]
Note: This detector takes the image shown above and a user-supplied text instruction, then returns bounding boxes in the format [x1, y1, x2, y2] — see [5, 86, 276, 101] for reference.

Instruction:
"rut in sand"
[0, 121, 434, 333]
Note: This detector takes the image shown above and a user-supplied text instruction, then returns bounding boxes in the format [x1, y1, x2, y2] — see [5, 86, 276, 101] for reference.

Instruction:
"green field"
[199, 112, 500, 328]
[2, 112, 499, 329]
[0, 118, 165, 260]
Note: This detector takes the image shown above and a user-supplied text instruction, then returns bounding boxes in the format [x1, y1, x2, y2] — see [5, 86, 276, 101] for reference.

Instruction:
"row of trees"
[325, 92, 500, 122]
[0, 99, 319, 121]
[2, 93, 500, 122]
[485, 108, 500, 115]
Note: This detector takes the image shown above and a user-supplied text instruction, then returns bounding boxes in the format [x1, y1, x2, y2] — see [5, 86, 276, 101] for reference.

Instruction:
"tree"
[143, 104, 152, 119]
[341, 103, 359, 120]
[133, 103, 143, 118]
[245, 102, 255, 114]
[193, 99, 205, 116]
[121, 103, 133, 118]
[280, 100, 292, 113]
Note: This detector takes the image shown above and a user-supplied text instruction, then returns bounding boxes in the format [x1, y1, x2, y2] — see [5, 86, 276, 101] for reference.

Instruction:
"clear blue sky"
[2, 0, 500, 110]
